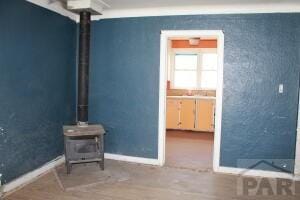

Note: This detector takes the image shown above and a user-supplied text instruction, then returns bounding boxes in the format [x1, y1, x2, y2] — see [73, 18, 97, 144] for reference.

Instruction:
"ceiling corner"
[26, 0, 79, 22]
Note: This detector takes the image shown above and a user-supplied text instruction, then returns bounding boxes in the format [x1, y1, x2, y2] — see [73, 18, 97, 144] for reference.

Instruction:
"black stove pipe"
[77, 11, 91, 123]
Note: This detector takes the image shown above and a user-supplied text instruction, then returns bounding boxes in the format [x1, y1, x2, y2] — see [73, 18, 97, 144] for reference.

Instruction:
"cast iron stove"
[63, 10, 106, 174]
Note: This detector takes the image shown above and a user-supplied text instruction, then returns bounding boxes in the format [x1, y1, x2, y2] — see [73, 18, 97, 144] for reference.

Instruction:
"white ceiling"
[104, 0, 300, 10]
[27, 0, 300, 22]
[95, 0, 300, 20]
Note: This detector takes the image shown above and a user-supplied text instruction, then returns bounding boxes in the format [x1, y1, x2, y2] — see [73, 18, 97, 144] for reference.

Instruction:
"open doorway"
[158, 31, 224, 172]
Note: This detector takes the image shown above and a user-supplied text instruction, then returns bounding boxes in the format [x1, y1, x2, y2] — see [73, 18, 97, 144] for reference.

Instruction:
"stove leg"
[66, 161, 72, 174]
[99, 161, 104, 170]
[100, 135, 104, 170]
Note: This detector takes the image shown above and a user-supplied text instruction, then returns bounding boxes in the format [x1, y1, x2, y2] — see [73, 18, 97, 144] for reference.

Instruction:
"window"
[200, 53, 218, 89]
[173, 54, 198, 89]
[171, 50, 218, 89]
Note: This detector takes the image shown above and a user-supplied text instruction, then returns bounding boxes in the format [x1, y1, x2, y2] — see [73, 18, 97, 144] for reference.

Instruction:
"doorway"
[158, 30, 224, 172]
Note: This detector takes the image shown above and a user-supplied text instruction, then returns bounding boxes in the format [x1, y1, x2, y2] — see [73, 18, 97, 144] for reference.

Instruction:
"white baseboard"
[104, 153, 160, 166]
[2, 156, 65, 195]
[215, 166, 296, 180]
[1, 153, 158, 196]
[4, 153, 297, 197]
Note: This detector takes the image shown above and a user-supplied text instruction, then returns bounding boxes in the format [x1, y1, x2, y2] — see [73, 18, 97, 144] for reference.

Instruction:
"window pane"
[201, 71, 217, 89]
[175, 54, 197, 70]
[202, 53, 218, 70]
[174, 71, 197, 88]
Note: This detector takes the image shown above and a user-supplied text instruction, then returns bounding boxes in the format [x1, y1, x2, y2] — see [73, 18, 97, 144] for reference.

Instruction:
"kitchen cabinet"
[166, 99, 180, 129]
[180, 99, 196, 130]
[195, 99, 215, 132]
[166, 97, 215, 132]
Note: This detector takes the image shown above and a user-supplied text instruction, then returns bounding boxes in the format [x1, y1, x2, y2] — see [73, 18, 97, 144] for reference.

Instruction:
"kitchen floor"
[165, 130, 214, 171]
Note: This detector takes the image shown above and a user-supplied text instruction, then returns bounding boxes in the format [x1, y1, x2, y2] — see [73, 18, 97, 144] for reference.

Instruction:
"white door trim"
[294, 128, 300, 176]
[294, 93, 300, 176]
[158, 30, 224, 170]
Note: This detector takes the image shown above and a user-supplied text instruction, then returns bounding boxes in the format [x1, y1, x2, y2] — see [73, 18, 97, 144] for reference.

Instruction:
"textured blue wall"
[90, 14, 300, 172]
[0, 0, 77, 183]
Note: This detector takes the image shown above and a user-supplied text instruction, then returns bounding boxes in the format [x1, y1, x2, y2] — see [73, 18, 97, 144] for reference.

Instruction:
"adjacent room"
[165, 36, 219, 170]
[1, 0, 300, 199]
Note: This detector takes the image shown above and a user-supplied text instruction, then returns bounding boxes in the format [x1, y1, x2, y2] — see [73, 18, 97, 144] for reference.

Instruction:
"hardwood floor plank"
[4, 159, 300, 200]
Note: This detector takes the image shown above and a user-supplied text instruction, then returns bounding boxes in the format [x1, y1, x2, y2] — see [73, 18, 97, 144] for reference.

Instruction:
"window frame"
[170, 48, 217, 90]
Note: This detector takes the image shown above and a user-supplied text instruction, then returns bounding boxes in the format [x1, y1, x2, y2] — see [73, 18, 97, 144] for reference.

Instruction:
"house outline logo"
[239, 159, 291, 176]
[236, 159, 296, 196]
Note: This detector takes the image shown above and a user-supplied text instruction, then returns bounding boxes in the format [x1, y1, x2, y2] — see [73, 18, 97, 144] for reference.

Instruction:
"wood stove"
[63, 9, 106, 174]
[63, 125, 105, 174]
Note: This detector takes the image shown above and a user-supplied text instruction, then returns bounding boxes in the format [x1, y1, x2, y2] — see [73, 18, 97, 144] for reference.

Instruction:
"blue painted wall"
[90, 14, 300, 172]
[0, 0, 77, 183]
[1, 0, 299, 183]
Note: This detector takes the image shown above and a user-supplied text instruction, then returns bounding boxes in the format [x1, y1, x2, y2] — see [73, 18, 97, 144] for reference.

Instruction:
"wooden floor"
[4, 159, 300, 200]
[165, 130, 214, 171]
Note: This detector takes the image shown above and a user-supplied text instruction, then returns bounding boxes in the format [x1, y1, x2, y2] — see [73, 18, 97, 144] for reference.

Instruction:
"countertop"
[167, 95, 216, 100]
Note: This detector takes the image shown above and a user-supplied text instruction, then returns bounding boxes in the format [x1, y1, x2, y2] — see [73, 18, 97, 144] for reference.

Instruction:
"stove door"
[66, 137, 101, 161]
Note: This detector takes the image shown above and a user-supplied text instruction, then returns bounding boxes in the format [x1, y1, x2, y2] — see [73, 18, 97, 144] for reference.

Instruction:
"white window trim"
[170, 48, 218, 90]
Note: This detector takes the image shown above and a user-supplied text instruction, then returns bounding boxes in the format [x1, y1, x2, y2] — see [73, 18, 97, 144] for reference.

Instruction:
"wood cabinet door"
[180, 99, 196, 130]
[196, 99, 215, 132]
[166, 99, 180, 129]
